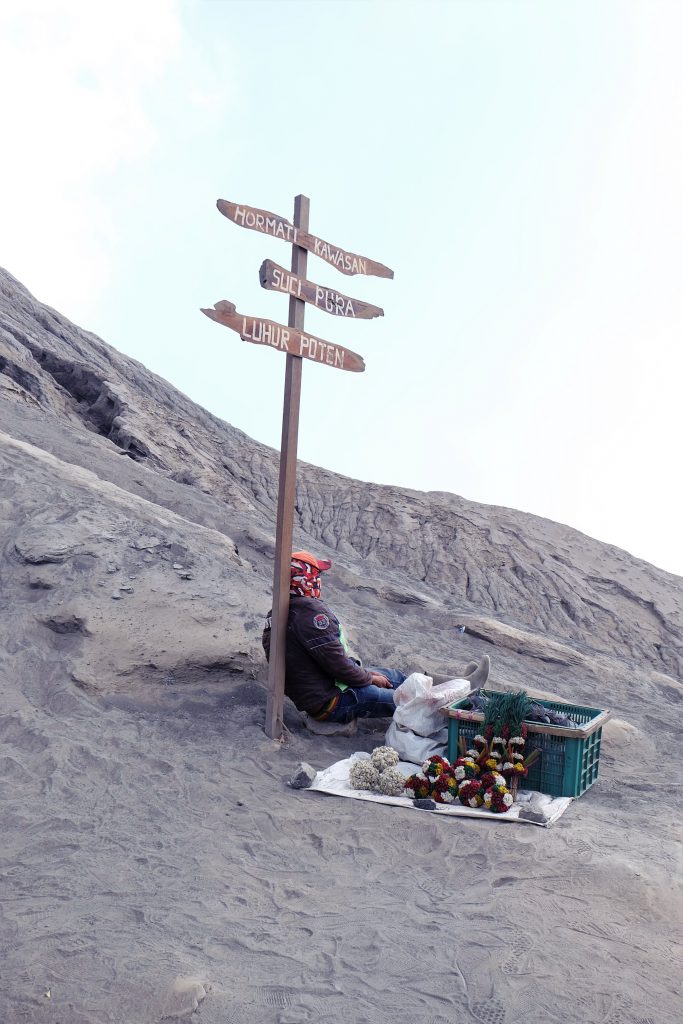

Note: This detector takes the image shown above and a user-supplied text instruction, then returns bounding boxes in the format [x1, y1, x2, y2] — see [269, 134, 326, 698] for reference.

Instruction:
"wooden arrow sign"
[217, 200, 394, 280]
[201, 300, 365, 372]
[259, 260, 383, 320]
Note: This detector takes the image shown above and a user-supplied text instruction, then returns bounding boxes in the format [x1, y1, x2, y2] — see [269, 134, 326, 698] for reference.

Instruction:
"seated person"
[262, 551, 488, 725]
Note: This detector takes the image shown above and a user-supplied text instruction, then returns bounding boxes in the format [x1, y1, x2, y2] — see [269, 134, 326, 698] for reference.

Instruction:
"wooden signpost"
[259, 260, 384, 320]
[201, 300, 366, 372]
[217, 200, 394, 279]
[203, 195, 393, 739]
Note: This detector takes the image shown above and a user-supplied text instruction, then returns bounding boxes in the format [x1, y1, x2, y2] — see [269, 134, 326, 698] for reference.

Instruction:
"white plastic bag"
[392, 672, 471, 737]
[385, 720, 448, 764]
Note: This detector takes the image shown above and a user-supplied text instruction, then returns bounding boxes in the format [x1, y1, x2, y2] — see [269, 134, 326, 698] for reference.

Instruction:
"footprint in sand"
[470, 996, 507, 1024]
[256, 985, 292, 1008]
[501, 933, 533, 976]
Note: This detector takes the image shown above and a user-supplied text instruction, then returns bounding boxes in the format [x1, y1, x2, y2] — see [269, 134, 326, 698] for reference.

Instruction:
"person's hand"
[370, 672, 392, 688]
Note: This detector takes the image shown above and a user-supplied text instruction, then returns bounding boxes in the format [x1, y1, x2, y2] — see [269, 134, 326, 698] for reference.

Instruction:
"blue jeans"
[325, 667, 406, 723]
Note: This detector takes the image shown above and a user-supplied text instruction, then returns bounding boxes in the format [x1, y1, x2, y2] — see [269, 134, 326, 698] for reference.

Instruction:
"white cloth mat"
[307, 753, 572, 827]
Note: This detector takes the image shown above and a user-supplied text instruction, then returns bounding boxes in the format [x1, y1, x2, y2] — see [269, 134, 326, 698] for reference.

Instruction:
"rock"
[518, 804, 551, 824]
[172, 563, 183, 570]
[132, 535, 161, 550]
[413, 798, 437, 810]
[518, 793, 553, 823]
[41, 614, 90, 636]
[288, 762, 317, 789]
[15, 531, 77, 564]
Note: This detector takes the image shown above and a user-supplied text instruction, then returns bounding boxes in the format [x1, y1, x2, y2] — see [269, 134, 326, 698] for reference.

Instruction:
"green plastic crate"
[443, 690, 611, 798]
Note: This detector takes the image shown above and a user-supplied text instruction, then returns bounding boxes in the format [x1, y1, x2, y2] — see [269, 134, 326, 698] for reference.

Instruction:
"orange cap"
[291, 550, 332, 571]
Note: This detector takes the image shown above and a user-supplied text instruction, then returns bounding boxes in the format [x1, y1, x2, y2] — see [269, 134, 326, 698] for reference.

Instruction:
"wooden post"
[265, 194, 309, 739]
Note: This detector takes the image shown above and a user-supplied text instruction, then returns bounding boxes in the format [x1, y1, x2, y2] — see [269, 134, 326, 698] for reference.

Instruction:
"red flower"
[432, 775, 458, 803]
[422, 755, 451, 779]
[404, 774, 431, 799]
[453, 757, 479, 780]
[458, 780, 483, 807]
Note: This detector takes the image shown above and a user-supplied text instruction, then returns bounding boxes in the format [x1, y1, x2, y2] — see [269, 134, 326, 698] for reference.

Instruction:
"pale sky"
[2, 0, 682, 577]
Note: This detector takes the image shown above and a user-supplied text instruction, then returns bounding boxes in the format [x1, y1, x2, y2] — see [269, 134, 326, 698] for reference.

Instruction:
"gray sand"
[1, 267, 681, 1022]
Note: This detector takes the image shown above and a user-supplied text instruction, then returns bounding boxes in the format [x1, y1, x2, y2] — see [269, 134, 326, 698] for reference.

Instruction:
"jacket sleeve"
[292, 606, 372, 687]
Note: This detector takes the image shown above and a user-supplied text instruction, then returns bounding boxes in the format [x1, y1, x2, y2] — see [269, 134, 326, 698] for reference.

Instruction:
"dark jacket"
[262, 595, 372, 713]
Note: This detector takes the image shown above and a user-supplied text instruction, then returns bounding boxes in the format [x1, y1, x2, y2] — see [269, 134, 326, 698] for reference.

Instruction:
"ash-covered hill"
[1, 266, 681, 1024]
[1, 264, 681, 698]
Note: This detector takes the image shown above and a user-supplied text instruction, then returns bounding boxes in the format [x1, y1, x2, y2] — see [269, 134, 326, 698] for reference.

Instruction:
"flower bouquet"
[404, 754, 516, 813]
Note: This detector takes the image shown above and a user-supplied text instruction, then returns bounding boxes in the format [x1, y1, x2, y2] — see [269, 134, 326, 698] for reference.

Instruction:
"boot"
[428, 661, 481, 686]
[465, 655, 490, 689]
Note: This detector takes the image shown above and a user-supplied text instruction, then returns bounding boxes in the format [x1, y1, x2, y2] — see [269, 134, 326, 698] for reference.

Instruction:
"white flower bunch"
[350, 747, 402, 794]
[510, 736, 525, 746]
[512, 753, 524, 761]
[466, 748, 479, 758]
[371, 745, 400, 772]
[490, 772, 506, 787]
[349, 760, 381, 791]
[454, 766, 466, 780]
[377, 768, 405, 797]
[503, 793, 514, 807]
[502, 762, 515, 771]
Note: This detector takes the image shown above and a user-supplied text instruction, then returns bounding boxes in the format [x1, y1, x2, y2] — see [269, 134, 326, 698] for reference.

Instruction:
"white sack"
[385, 721, 448, 764]
[392, 673, 471, 737]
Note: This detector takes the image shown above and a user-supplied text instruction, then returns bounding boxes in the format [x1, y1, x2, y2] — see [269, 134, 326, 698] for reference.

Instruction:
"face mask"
[290, 560, 322, 598]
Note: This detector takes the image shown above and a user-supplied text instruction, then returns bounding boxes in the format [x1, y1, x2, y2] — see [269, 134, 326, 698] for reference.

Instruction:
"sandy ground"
[1, 660, 681, 1024]
[1, 268, 682, 1022]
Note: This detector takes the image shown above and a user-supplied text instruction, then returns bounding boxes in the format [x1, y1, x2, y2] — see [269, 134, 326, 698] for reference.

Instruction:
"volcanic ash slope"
[0, 266, 681, 1023]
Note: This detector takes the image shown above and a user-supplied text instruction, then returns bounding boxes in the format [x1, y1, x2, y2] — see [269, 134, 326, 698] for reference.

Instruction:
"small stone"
[111, 592, 122, 600]
[119, 585, 133, 593]
[289, 762, 317, 789]
[517, 806, 550, 824]
[172, 563, 183, 570]
[132, 535, 161, 550]
[178, 572, 193, 580]
[413, 798, 437, 810]
[106, 564, 118, 574]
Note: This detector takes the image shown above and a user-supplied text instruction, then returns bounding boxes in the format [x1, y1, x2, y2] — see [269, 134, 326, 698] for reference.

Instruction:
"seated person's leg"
[367, 667, 406, 689]
[326, 683, 397, 722]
